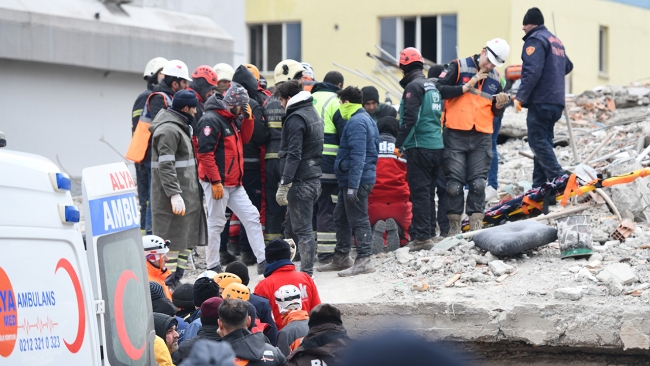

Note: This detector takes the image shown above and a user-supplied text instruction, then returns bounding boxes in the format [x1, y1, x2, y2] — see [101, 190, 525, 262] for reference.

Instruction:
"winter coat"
[517, 25, 573, 108]
[286, 324, 352, 366]
[149, 108, 207, 251]
[262, 95, 285, 159]
[196, 94, 254, 186]
[311, 82, 345, 184]
[254, 264, 321, 331]
[369, 133, 409, 203]
[150, 80, 176, 121]
[147, 261, 172, 300]
[154, 335, 174, 366]
[368, 103, 397, 123]
[221, 328, 286, 366]
[276, 310, 309, 357]
[173, 323, 222, 365]
[233, 65, 269, 171]
[132, 83, 154, 133]
[335, 108, 379, 189]
[249, 293, 279, 346]
[279, 91, 324, 184]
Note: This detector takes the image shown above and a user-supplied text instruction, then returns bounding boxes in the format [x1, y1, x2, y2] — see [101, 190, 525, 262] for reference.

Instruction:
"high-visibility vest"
[443, 57, 500, 134]
[125, 92, 172, 163]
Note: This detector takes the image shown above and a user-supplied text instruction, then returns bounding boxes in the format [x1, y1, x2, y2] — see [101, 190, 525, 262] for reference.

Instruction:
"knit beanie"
[361, 86, 380, 104]
[193, 277, 221, 308]
[377, 116, 399, 138]
[225, 262, 250, 286]
[265, 239, 292, 263]
[153, 298, 178, 317]
[223, 82, 249, 107]
[149, 282, 166, 301]
[172, 89, 199, 110]
[172, 283, 194, 310]
[200, 297, 224, 326]
[428, 64, 445, 79]
[308, 304, 343, 328]
[523, 7, 544, 25]
[181, 339, 236, 366]
[153, 312, 178, 340]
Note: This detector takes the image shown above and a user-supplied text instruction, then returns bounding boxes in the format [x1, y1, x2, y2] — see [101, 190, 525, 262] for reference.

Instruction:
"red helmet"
[192, 65, 218, 86]
[399, 47, 424, 66]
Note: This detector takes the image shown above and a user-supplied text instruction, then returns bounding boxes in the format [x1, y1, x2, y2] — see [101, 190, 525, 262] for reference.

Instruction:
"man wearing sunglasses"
[435, 38, 511, 235]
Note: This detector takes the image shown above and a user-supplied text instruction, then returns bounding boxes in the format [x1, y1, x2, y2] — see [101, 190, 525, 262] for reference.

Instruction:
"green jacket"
[396, 71, 443, 150]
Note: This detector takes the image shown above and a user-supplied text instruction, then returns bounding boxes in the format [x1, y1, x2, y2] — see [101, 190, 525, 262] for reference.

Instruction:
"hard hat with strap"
[213, 272, 241, 289]
[274, 59, 305, 84]
[222, 283, 251, 301]
[192, 65, 219, 86]
[213, 63, 235, 81]
[399, 47, 423, 66]
[162, 60, 192, 81]
[144, 57, 168, 80]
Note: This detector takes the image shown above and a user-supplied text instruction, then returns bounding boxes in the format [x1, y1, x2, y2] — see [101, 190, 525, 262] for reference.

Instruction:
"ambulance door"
[82, 163, 155, 366]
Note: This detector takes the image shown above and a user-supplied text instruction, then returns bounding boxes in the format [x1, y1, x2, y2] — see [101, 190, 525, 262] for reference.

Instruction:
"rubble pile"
[566, 90, 616, 123]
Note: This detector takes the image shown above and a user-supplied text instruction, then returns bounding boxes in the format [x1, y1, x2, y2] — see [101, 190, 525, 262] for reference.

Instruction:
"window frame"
[248, 21, 302, 72]
[380, 14, 457, 64]
[599, 25, 609, 77]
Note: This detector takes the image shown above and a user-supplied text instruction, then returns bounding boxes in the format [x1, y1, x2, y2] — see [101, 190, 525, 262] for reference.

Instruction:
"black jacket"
[279, 91, 324, 184]
[222, 328, 286, 366]
[172, 323, 222, 365]
[132, 82, 154, 133]
[262, 96, 285, 158]
[233, 66, 269, 171]
[249, 293, 278, 346]
[150, 79, 176, 121]
[286, 324, 351, 366]
[369, 103, 397, 123]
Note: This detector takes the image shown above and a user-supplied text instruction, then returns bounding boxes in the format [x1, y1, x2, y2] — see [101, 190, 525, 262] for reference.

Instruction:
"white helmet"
[274, 285, 302, 314]
[485, 38, 510, 67]
[213, 63, 235, 81]
[274, 59, 305, 84]
[143, 57, 168, 80]
[161, 60, 192, 81]
[197, 270, 218, 279]
[142, 235, 170, 256]
[300, 62, 315, 79]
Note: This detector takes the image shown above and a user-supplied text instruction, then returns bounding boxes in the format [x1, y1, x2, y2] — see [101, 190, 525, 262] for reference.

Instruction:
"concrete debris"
[488, 260, 514, 276]
[619, 321, 650, 350]
[395, 247, 414, 264]
[567, 90, 616, 124]
[554, 287, 584, 301]
[598, 263, 639, 285]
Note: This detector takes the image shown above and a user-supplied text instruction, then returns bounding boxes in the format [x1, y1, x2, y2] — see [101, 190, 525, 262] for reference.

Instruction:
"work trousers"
[201, 182, 265, 269]
[435, 174, 450, 235]
[284, 179, 321, 275]
[443, 128, 492, 215]
[265, 159, 287, 244]
[488, 116, 503, 189]
[406, 148, 444, 241]
[315, 182, 338, 255]
[239, 169, 263, 254]
[136, 162, 152, 234]
[527, 103, 565, 188]
[333, 184, 374, 258]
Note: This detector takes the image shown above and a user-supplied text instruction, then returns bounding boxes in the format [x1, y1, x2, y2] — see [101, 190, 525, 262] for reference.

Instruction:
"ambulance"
[0, 140, 156, 365]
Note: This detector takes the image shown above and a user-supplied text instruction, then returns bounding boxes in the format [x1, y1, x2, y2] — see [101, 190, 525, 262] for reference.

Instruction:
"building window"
[249, 22, 302, 72]
[599, 26, 608, 75]
[379, 15, 457, 65]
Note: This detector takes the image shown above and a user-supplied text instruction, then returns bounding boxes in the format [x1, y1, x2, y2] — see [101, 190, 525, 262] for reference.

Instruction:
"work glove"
[170, 194, 185, 216]
[211, 182, 224, 200]
[346, 188, 359, 202]
[243, 104, 253, 120]
[514, 99, 523, 112]
[495, 92, 509, 108]
[393, 147, 403, 158]
[464, 71, 488, 91]
[276, 183, 292, 206]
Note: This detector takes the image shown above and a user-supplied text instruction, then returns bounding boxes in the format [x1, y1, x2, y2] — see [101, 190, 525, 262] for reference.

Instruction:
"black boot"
[219, 251, 237, 267]
[241, 251, 257, 266]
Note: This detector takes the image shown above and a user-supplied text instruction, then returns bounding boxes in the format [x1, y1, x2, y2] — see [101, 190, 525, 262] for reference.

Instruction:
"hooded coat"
[221, 328, 286, 366]
[149, 108, 207, 251]
[286, 323, 351, 366]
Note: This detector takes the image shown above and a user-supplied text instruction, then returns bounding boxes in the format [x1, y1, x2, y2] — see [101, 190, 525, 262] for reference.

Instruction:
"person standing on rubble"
[436, 40, 510, 235]
[516, 7, 574, 188]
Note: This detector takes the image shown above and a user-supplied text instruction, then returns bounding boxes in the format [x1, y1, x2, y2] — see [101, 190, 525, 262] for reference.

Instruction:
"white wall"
[0, 59, 141, 177]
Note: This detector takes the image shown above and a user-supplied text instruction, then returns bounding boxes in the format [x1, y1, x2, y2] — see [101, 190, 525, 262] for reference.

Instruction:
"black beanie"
[265, 239, 291, 263]
[193, 277, 220, 307]
[153, 312, 178, 340]
[428, 65, 445, 79]
[308, 304, 343, 328]
[172, 89, 199, 110]
[172, 283, 194, 310]
[149, 282, 165, 301]
[361, 86, 380, 104]
[152, 298, 178, 317]
[377, 116, 399, 138]
[523, 7, 544, 25]
[226, 261, 250, 286]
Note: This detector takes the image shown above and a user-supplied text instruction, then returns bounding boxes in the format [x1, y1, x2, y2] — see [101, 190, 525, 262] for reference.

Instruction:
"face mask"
[340, 103, 363, 120]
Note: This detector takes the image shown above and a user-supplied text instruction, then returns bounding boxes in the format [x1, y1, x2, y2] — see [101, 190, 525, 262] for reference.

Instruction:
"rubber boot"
[385, 219, 400, 252]
[219, 251, 237, 267]
[469, 213, 485, 232]
[338, 256, 375, 277]
[371, 220, 386, 255]
[316, 253, 353, 272]
[448, 214, 462, 236]
[241, 251, 257, 266]
[257, 260, 267, 275]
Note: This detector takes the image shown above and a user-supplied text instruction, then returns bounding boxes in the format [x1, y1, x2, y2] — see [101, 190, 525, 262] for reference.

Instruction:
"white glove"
[170, 194, 185, 216]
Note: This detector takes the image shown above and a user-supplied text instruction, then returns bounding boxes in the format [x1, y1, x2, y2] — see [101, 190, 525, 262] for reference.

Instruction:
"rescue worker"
[174, 297, 224, 364]
[263, 60, 305, 247]
[213, 63, 235, 95]
[318, 86, 379, 276]
[218, 299, 287, 366]
[275, 285, 309, 357]
[132, 57, 167, 234]
[361, 86, 397, 123]
[301, 62, 316, 92]
[436, 40, 510, 234]
[196, 83, 266, 274]
[310, 71, 345, 263]
[393, 48, 445, 251]
[254, 239, 321, 331]
[188, 65, 219, 138]
[171, 283, 194, 342]
[243, 63, 273, 105]
[143, 235, 173, 300]
[274, 80, 324, 276]
[368, 116, 412, 252]
[183, 276, 221, 339]
[150, 282, 178, 317]
[286, 304, 351, 366]
[153, 312, 179, 366]
[149, 89, 207, 288]
[231, 65, 270, 266]
[517, 7, 573, 188]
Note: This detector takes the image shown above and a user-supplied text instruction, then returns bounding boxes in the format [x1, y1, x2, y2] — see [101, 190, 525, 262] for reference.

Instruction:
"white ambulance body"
[0, 148, 155, 365]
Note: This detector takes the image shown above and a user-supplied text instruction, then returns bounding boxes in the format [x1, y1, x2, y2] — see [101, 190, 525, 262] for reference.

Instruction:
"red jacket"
[369, 135, 410, 203]
[253, 265, 321, 331]
[196, 94, 254, 187]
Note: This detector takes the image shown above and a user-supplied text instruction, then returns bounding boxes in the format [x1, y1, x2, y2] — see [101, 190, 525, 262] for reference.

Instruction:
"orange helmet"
[222, 283, 251, 301]
[213, 273, 241, 289]
[243, 64, 260, 81]
[192, 65, 219, 86]
[399, 47, 424, 66]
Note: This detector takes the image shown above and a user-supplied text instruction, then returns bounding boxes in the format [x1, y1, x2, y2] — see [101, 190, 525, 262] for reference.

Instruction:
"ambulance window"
[97, 229, 153, 366]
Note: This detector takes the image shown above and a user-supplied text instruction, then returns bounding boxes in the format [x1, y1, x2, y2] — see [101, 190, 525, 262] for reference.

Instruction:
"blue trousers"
[526, 103, 565, 188]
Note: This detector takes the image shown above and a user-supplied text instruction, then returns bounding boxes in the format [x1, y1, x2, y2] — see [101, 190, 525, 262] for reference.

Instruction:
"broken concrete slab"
[488, 260, 514, 276]
[620, 321, 650, 350]
[554, 287, 584, 301]
[600, 263, 638, 285]
[395, 247, 414, 264]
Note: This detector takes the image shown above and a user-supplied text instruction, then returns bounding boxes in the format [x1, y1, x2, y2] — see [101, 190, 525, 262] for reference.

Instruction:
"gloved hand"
[170, 194, 185, 216]
[243, 104, 253, 120]
[276, 183, 292, 206]
[346, 188, 359, 202]
[463, 71, 488, 91]
[211, 183, 224, 200]
[495, 92, 509, 108]
[393, 147, 403, 158]
[515, 99, 523, 112]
